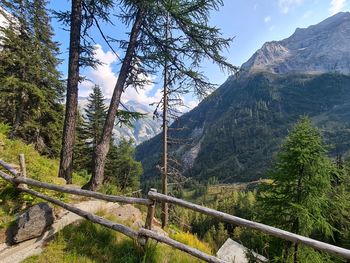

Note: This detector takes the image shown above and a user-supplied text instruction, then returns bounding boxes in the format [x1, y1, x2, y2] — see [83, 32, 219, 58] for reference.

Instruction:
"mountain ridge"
[242, 12, 350, 75]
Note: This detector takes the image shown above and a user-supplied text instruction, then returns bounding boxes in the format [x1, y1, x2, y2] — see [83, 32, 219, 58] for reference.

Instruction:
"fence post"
[140, 188, 157, 247]
[18, 154, 28, 189]
[145, 188, 157, 230]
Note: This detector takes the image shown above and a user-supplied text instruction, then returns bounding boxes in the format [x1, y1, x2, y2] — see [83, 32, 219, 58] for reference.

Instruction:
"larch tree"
[84, 0, 237, 199]
[58, 0, 82, 183]
[258, 117, 334, 263]
[57, 0, 114, 183]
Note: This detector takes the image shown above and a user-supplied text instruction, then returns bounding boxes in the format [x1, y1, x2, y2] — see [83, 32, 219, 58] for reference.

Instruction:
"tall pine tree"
[74, 85, 107, 173]
[0, 0, 64, 156]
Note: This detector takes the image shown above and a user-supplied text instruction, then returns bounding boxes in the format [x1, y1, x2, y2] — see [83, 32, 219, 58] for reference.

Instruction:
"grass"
[23, 218, 211, 263]
[0, 125, 87, 228]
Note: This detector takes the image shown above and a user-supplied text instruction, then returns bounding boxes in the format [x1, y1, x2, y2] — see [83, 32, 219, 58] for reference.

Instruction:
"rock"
[8, 203, 54, 244]
[216, 238, 268, 263]
[110, 204, 142, 222]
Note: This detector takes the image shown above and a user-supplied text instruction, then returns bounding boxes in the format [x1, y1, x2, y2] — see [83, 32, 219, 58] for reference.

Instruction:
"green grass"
[23, 219, 210, 263]
[0, 126, 87, 228]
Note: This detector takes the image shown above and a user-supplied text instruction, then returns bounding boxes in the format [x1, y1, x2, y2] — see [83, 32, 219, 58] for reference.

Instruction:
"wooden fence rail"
[1, 156, 350, 262]
[147, 191, 350, 260]
[0, 160, 152, 206]
[0, 158, 223, 263]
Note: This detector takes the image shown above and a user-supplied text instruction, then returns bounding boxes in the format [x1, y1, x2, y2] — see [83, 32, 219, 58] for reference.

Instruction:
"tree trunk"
[82, 8, 144, 191]
[59, 0, 82, 184]
[161, 12, 170, 229]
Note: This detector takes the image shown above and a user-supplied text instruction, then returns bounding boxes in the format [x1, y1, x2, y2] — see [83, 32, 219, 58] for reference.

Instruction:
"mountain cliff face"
[242, 12, 350, 74]
[136, 13, 350, 183]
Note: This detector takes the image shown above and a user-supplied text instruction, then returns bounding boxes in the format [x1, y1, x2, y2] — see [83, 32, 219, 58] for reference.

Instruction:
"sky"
[48, 0, 350, 111]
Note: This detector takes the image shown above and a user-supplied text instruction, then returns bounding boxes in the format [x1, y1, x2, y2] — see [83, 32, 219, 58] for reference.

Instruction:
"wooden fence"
[0, 155, 350, 262]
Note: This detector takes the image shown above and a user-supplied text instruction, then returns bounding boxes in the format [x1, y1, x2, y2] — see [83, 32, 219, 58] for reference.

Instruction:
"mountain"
[78, 98, 161, 145]
[136, 12, 350, 183]
[242, 12, 350, 74]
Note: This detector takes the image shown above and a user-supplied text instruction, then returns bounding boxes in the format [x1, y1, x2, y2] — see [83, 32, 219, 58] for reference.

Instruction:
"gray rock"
[8, 202, 54, 244]
[216, 238, 268, 263]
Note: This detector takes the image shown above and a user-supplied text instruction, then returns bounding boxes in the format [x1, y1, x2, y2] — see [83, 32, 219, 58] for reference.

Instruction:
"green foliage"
[0, 0, 64, 156]
[203, 223, 228, 251]
[104, 138, 143, 193]
[257, 117, 335, 262]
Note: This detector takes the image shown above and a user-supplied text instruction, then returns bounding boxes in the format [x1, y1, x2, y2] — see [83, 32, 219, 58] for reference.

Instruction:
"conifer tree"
[83, 85, 108, 149]
[105, 139, 142, 192]
[258, 117, 334, 262]
[74, 85, 107, 173]
[0, 0, 64, 156]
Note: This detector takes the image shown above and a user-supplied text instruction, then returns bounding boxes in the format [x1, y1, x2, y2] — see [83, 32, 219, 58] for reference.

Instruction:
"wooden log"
[18, 154, 28, 189]
[139, 228, 227, 263]
[145, 188, 157, 230]
[0, 159, 19, 176]
[0, 160, 152, 206]
[148, 191, 350, 260]
[24, 187, 138, 240]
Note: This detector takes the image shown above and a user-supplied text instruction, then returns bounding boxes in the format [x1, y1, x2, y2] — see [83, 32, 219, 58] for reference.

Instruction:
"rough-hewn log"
[145, 188, 157, 230]
[148, 191, 350, 260]
[139, 228, 226, 263]
[22, 188, 138, 240]
[0, 170, 138, 240]
[0, 161, 151, 206]
[0, 159, 19, 176]
[18, 154, 28, 189]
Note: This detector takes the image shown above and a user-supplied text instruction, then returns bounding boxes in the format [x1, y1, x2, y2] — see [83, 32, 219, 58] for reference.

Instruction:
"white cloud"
[80, 44, 118, 97]
[122, 75, 162, 106]
[264, 16, 271, 23]
[278, 0, 304, 14]
[80, 44, 162, 108]
[329, 0, 347, 15]
[269, 25, 276, 31]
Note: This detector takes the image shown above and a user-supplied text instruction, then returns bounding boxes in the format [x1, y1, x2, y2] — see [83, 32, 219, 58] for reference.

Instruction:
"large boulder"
[8, 202, 54, 244]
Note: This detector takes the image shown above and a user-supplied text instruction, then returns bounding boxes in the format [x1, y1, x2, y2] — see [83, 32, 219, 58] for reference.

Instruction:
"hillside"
[136, 12, 350, 184]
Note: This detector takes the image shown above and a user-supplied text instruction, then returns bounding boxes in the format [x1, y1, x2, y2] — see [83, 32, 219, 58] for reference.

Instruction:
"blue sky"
[49, 0, 350, 110]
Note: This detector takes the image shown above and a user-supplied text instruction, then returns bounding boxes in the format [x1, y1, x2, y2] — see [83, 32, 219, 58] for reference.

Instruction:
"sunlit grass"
[23, 219, 209, 263]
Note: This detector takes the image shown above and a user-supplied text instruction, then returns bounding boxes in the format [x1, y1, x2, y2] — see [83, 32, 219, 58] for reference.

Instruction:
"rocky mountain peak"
[242, 12, 350, 74]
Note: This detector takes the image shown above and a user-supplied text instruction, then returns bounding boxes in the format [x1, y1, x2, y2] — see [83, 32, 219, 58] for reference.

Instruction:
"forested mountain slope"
[136, 73, 350, 183]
